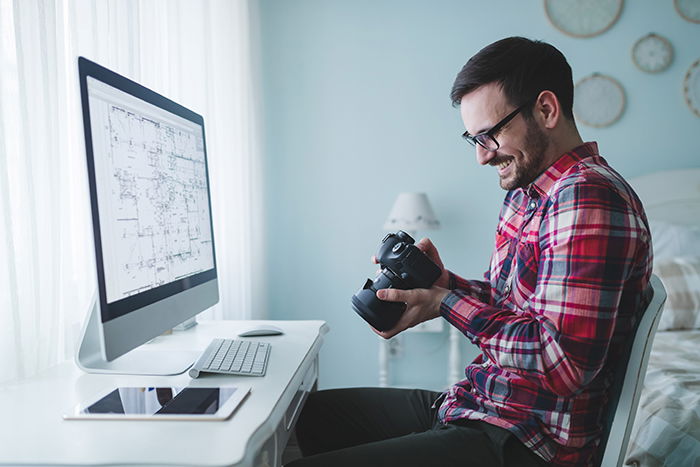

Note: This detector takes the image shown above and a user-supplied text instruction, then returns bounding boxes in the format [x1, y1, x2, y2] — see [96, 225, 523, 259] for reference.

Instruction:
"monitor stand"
[76, 296, 198, 375]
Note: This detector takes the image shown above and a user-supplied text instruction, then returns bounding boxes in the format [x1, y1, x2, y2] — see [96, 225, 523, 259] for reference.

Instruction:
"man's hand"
[369, 237, 451, 338]
[371, 286, 450, 339]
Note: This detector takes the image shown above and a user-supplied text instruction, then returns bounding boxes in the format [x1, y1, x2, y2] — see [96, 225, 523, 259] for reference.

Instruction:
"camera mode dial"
[392, 242, 406, 254]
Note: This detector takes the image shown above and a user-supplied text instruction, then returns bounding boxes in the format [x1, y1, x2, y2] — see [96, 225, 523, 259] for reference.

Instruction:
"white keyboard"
[189, 338, 270, 378]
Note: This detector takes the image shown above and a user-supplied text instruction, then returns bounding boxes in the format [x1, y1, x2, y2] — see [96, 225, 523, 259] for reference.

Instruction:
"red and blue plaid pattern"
[437, 142, 653, 466]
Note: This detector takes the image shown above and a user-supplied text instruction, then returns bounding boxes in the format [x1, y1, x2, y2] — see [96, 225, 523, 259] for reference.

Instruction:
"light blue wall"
[257, 0, 700, 390]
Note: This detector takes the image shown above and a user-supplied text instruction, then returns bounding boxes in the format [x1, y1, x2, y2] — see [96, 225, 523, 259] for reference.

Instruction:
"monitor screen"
[81, 59, 217, 324]
[86, 76, 215, 315]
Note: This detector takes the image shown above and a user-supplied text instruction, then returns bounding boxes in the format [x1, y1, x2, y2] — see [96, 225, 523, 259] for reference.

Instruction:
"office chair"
[596, 274, 667, 467]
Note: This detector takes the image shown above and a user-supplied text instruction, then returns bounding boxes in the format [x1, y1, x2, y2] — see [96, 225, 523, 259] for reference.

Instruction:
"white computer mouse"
[237, 325, 284, 337]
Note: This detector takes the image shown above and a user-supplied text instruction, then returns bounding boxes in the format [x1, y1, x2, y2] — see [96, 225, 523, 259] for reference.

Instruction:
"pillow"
[653, 256, 700, 331]
[649, 220, 700, 261]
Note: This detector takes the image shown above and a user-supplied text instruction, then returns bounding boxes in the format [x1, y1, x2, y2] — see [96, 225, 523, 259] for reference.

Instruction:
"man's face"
[460, 83, 549, 191]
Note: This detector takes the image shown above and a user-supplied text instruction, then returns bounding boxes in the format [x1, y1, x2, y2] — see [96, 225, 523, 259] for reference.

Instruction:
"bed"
[624, 169, 700, 467]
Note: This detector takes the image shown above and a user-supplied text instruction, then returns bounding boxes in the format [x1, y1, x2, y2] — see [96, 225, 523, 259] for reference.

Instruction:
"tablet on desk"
[64, 385, 250, 421]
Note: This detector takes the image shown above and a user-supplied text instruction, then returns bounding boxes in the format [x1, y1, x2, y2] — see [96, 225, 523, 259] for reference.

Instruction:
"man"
[288, 37, 652, 467]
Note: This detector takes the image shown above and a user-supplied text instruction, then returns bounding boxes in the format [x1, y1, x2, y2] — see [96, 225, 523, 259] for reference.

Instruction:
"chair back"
[597, 274, 667, 467]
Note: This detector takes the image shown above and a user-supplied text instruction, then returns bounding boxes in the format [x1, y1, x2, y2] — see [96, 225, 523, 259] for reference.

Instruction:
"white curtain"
[0, 0, 264, 385]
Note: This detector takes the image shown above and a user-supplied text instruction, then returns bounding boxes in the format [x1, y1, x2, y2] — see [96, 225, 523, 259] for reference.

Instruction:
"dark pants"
[287, 387, 547, 467]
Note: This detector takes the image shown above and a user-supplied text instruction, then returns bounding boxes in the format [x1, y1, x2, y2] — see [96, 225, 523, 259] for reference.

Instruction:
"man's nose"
[476, 145, 497, 166]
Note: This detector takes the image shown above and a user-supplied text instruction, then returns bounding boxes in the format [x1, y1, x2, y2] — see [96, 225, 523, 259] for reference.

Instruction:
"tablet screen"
[81, 387, 240, 416]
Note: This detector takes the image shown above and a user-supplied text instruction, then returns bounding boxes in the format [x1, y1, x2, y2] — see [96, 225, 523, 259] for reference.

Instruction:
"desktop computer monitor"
[76, 57, 218, 375]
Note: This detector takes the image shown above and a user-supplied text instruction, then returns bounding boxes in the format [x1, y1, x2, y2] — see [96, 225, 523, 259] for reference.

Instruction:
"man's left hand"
[372, 287, 450, 339]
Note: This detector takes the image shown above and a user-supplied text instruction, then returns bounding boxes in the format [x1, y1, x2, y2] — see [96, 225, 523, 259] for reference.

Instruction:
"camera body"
[351, 231, 442, 331]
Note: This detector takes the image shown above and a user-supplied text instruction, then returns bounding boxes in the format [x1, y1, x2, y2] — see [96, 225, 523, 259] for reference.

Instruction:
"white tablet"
[64, 385, 250, 421]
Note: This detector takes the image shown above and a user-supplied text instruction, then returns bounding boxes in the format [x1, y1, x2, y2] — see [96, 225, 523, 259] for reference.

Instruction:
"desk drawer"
[284, 357, 318, 431]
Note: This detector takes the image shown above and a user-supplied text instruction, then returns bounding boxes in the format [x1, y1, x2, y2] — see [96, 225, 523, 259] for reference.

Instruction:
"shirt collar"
[527, 142, 599, 199]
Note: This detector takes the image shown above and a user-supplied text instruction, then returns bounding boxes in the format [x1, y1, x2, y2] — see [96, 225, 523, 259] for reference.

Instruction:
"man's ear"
[534, 90, 560, 129]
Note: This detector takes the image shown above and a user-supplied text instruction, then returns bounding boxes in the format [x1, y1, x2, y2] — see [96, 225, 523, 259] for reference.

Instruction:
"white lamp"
[383, 192, 440, 234]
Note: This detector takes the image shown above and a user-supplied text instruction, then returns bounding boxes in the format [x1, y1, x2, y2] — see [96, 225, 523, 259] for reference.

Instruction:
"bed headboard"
[628, 169, 700, 225]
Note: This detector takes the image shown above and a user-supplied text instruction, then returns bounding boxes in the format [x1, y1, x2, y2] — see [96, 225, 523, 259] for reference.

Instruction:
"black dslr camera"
[351, 231, 442, 331]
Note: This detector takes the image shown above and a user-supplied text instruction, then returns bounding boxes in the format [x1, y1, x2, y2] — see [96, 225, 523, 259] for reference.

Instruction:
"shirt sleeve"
[440, 181, 648, 397]
[447, 270, 492, 304]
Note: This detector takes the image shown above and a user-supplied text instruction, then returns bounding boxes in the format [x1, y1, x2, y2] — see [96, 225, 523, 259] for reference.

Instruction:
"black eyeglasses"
[462, 101, 532, 151]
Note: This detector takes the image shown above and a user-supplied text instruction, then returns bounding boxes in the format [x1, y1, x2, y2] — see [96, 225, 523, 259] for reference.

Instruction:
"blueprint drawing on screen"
[88, 78, 215, 304]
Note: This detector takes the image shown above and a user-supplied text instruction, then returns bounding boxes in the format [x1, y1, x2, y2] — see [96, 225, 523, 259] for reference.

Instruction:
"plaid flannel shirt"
[437, 142, 652, 466]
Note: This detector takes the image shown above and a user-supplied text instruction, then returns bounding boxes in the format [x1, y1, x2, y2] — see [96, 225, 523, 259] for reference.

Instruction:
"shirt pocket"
[512, 240, 539, 307]
[491, 232, 514, 302]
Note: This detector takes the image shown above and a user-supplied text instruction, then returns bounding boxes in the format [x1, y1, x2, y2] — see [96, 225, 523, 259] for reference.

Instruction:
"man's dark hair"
[451, 37, 574, 121]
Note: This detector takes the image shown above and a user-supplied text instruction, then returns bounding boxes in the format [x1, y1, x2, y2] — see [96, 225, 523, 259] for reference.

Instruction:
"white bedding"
[624, 330, 700, 466]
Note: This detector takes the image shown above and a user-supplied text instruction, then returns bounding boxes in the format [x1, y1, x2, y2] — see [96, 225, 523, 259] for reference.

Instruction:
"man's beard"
[499, 120, 549, 191]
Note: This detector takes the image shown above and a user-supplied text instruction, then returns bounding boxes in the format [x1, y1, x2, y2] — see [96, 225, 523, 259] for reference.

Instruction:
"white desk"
[0, 320, 328, 467]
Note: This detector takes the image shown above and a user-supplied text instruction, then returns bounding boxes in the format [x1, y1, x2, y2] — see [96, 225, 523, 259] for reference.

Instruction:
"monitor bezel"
[78, 56, 218, 324]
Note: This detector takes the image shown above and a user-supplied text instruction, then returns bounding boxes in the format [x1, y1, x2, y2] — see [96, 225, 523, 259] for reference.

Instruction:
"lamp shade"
[383, 192, 440, 232]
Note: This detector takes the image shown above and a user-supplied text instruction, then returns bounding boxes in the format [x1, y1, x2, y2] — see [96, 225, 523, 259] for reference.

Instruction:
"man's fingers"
[417, 237, 432, 251]
[376, 288, 408, 303]
[374, 324, 400, 339]
[417, 238, 438, 258]
[371, 326, 397, 339]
